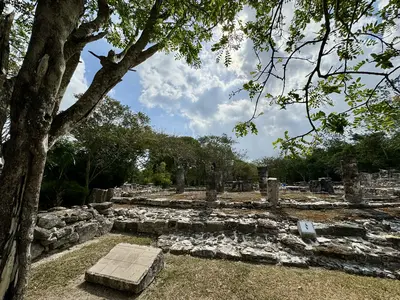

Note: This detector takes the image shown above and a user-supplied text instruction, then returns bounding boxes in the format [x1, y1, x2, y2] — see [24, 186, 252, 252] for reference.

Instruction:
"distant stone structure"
[206, 162, 217, 201]
[341, 158, 363, 203]
[229, 180, 254, 192]
[257, 166, 268, 196]
[267, 178, 279, 207]
[176, 165, 185, 194]
[309, 178, 334, 194]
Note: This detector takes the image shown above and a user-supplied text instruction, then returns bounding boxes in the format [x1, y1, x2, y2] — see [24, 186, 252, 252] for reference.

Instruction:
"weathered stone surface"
[280, 234, 309, 252]
[125, 219, 139, 233]
[90, 202, 113, 211]
[267, 178, 279, 207]
[238, 220, 256, 233]
[309, 180, 321, 193]
[37, 214, 66, 229]
[341, 158, 363, 203]
[58, 209, 93, 223]
[113, 219, 130, 232]
[85, 243, 164, 293]
[241, 247, 277, 264]
[76, 222, 99, 243]
[280, 256, 309, 268]
[216, 245, 241, 260]
[48, 206, 67, 212]
[31, 243, 45, 260]
[34, 226, 52, 240]
[205, 220, 225, 232]
[319, 177, 335, 194]
[55, 226, 74, 239]
[98, 218, 114, 235]
[315, 222, 366, 237]
[177, 219, 192, 231]
[257, 219, 278, 233]
[89, 188, 108, 203]
[50, 232, 79, 250]
[258, 166, 268, 196]
[191, 245, 217, 258]
[170, 240, 193, 255]
[176, 166, 185, 194]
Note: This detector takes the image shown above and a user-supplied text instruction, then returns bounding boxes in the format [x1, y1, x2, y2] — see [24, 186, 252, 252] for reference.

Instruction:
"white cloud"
[135, 0, 399, 160]
[60, 59, 88, 111]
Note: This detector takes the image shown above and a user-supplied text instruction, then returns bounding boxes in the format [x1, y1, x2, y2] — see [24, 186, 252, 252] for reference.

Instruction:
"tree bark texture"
[0, 0, 165, 298]
[0, 1, 84, 299]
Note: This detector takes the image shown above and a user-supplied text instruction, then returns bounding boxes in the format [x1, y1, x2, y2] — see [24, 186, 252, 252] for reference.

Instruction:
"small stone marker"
[85, 243, 164, 293]
[297, 220, 317, 239]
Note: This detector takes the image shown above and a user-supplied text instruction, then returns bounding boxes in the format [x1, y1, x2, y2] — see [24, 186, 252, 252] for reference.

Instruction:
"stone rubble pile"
[32, 203, 114, 260]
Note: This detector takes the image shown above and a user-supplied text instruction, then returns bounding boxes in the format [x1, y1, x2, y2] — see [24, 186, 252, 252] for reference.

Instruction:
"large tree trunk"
[0, 1, 84, 299]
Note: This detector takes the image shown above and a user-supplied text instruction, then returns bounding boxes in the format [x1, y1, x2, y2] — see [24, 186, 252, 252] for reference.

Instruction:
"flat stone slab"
[85, 243, 164, 293]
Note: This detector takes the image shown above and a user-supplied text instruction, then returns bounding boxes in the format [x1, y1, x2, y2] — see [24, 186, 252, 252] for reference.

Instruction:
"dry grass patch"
[280, 191, 341, 202]
[283, 208, 348, 222]
[26, 234, 152, 300]
[26, 240, 400, 300]
[145, 255, 400, 300]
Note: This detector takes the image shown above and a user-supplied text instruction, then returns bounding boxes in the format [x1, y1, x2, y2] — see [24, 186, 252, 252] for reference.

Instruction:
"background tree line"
[40, 96, 259, 209]
[42, 95, 400, 210]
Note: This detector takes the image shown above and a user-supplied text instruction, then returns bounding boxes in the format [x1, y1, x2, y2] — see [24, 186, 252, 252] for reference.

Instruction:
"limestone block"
[85, 243, 164, 293]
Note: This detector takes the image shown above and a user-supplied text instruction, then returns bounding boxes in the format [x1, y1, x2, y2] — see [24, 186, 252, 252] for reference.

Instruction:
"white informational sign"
[297, 220, 317, 239]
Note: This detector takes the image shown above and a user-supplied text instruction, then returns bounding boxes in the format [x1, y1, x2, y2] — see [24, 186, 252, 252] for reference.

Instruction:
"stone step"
[156, 231, 400, 280]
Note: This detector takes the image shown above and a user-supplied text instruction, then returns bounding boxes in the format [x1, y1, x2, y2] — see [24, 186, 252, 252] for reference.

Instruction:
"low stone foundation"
[112, 196, 399, 210]
[33, 199, 400, 281]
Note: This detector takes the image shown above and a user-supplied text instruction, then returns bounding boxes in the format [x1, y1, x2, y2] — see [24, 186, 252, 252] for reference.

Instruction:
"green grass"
[26, 235, 400, 300]
[26, 234, 152, 299]
[145, 255, 400, 300]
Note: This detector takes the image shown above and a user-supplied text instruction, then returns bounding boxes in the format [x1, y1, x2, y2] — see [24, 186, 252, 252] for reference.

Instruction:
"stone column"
[89, 188, 107, 203]
[176, 165, 185, 194]
[106, 188, 115, 202]
[216, 170, 225, 193]
[257, 166, 268, 196]
[341, 158, 363, 203]
[319, 177, 334, 194]
[206, 163, 217, 201]
[309, 180, 321, 193]
[267, 178, 279, 208]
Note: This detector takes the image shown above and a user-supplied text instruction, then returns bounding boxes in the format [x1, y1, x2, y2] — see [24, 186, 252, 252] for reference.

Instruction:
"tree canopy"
[215, 0, 400, 153]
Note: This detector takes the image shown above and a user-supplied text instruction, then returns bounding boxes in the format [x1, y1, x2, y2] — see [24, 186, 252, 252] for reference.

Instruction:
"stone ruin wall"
[32, 199, 400, 280]
[32, 202, 114, 260]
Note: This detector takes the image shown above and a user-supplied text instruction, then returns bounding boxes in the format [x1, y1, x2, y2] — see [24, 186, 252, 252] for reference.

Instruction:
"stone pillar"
[319, 177, 335, 194]
[309, 180, 321, 193]
[267, 178, 279, 207]
[341, 158, 363, 203]
[216, 170, 225, 193]
[89, 188, 107, 203]
[257, 166, 268, 196]
[206, 163, 217, 201]
[176, 165, 185, 194]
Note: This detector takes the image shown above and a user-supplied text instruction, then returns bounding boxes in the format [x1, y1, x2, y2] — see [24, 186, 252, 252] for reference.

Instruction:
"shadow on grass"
[77, 281, 141, 300]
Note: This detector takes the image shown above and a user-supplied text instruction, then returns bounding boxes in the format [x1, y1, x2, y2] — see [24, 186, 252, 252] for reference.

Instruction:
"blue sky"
[81, 39, 194, 137]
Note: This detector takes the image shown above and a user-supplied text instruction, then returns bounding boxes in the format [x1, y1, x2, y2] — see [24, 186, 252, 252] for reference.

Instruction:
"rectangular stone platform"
[85, 243, 164, 293]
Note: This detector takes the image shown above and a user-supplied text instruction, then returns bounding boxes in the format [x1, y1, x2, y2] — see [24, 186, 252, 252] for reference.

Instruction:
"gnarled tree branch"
[49, 0, 164, 147]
